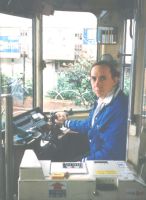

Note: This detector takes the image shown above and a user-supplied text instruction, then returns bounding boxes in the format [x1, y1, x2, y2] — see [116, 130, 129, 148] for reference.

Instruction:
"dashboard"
[12, 107, 49, 144]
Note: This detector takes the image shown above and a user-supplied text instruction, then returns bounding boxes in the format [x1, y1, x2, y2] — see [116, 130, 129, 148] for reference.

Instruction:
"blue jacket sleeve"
[67, 114, 91, 134]
[66, 107, 94, 134]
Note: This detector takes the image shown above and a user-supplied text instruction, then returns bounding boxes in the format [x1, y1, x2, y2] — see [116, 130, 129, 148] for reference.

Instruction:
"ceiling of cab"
[0, 0, 134, 18]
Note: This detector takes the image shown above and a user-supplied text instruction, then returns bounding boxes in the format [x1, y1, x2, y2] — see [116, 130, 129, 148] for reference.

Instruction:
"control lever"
[64, 108, 73, 116]
[42, 109, 74, 144]
[42, 113, 62, 144]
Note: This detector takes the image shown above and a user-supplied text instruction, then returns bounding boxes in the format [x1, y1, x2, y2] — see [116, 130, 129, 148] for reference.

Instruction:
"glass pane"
[43, 11, 97, 112]
[123, 20, 133, 96]
[125, 19, 133, 64]
[123, 66, 131, 95]
[0, 13, 33, 116]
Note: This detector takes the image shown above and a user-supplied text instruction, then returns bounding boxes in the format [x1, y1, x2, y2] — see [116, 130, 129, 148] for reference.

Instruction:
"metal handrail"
[0, 94, 14, 200]
[0, 95, 5, 200]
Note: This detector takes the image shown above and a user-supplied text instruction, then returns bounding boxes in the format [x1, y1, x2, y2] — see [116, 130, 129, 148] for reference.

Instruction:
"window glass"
[123, 19, 133, 95]
[42, 11, 97, 112]
[0, 13, 33, 118]
[125, 19, 133, 64]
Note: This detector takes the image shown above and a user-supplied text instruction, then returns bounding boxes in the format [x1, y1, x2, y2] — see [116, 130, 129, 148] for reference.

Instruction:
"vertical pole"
[32, 14, 43, 109]
[3, 94, 14, 200]
[0, 96, 5, 200]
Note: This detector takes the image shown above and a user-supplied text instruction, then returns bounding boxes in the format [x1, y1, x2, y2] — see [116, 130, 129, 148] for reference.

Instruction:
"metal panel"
[0, 0, 134, 18]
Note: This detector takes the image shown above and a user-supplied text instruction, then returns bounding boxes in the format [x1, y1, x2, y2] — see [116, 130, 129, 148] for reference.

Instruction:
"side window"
[123, 19, 133, 95]
[0, 13, 33, 118]
[42, 11, 97, 112]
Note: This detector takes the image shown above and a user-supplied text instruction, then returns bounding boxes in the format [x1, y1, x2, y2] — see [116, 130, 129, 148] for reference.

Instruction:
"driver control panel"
[13, 107, 49, 144]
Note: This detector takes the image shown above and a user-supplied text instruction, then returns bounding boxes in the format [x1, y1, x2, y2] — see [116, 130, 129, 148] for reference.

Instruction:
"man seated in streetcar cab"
[55, 59, 128, 161]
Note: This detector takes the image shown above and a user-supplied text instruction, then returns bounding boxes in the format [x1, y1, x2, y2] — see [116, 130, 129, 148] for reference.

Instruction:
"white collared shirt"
[91, 87, 120, 127]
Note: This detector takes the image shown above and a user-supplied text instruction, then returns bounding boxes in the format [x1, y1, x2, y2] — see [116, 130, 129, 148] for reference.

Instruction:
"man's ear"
[114, 77, 119, 84]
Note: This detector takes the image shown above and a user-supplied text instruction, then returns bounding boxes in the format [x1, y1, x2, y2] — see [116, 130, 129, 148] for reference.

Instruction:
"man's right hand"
[55, 112, 68, 125]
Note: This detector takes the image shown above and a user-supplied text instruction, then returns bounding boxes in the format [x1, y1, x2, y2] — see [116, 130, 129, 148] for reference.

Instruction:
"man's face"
[90, 64, 118, 99]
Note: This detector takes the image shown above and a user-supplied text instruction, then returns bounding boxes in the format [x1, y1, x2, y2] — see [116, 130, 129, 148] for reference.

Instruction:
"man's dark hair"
[91, 60, 120, 78]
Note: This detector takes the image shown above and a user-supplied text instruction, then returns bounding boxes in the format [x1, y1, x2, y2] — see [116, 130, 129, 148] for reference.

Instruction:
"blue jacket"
[66, 90, 128, 160]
